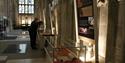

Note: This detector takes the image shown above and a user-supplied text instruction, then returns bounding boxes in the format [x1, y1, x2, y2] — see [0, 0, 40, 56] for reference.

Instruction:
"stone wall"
[115, 0, 125, 63]
[0, 0, 15, 31]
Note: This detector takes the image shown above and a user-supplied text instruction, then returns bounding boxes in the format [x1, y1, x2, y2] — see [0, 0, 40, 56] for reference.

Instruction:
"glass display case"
[76, 0, 95, 62]
[76, 0, 94, 39]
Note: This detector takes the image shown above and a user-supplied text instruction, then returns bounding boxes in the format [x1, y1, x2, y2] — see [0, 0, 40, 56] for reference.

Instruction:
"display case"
[76, 0, 94, 39]
[76, 0, 95, 62]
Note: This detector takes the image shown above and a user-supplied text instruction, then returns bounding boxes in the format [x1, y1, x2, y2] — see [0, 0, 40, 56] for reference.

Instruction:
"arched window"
[17, 0, 34, 29]
[18, 0, 34, 14]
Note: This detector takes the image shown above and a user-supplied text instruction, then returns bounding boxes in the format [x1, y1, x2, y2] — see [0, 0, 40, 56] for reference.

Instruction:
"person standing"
[28, 18, 39, 49]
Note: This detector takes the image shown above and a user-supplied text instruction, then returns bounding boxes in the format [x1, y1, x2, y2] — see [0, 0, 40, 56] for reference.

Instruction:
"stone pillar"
[0, 0, 7, 16]
[0, 0, 4, 16]
[97, 1, 108, 63]
[93, 0, 99, 62]
[106, 0, 125, 63]
[98, 4, 108, 58]
[34, 0, 43, 20]
[115, 0, 125, 63]
[0, 0, 14, 32]
[105, 0, 118, 63]
[6, 0, 15, 32]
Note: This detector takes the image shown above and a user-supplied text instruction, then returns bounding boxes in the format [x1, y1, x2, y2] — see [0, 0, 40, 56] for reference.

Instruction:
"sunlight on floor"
[19, 44, 27, 54]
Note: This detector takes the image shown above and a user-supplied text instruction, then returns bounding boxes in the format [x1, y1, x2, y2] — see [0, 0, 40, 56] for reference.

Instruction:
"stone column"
[115, 0, 125, 63]
[105, 0, 118, 63]
[0, 0, 8, 16]
[93, 0, 99, 63]
[97, 1, 108, 63]
[0, 0, 14, 32]
[6, 0, 15, 32]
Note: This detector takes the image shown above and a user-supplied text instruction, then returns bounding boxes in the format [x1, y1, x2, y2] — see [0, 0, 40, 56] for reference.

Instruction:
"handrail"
[43, 36, 87, 62]
[45, 38, 55, 48]
[45, 37, 86, 49]
[44, 47, 53, 62]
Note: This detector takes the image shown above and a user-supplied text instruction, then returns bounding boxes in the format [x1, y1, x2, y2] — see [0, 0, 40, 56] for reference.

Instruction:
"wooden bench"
[0, 56, 8, 63]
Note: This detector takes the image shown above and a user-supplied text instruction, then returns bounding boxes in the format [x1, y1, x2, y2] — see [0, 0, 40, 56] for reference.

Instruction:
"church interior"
[0, 0, 125, 63]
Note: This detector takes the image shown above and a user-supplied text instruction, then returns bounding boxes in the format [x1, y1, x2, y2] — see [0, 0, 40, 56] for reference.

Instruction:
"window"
[16, 0, 34, 29]
[18, 0, 34, 14]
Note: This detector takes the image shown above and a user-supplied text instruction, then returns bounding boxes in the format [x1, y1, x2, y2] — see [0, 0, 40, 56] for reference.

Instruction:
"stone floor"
[0, 30, 105, 63]
[0, 30, 52, 63]
[7, 58, 52, 63]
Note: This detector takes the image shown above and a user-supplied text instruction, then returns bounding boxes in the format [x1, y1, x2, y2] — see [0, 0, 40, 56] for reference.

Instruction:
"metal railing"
[43, 37, 87, 63]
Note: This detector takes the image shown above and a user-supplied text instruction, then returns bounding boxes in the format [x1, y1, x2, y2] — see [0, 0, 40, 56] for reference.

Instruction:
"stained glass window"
[28, 5, 34, 13]
[25, 0, 28, 4]
[18, 0, 34, 14]
[28, 0, 34, 4]
[19, 0, 24, 4]
[31, 5, 34, 13]
[18, 0, 34, 28]
[25, 5, 28, 13]
[29, 5, 32, 13]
